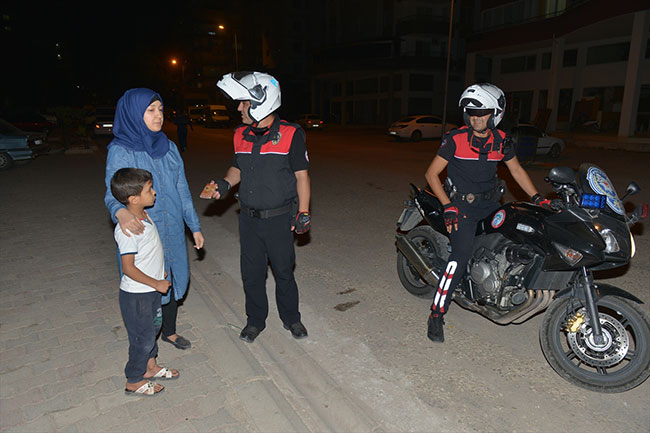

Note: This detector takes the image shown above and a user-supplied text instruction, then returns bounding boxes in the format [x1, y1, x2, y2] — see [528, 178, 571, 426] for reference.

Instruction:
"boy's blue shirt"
[105, 141, 200, 304]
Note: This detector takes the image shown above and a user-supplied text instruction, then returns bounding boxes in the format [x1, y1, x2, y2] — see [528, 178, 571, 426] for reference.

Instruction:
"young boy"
[110, 168, 179, 396]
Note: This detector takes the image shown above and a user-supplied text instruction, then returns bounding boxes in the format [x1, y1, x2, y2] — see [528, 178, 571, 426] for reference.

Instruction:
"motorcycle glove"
[443, 204, 459, 232]
[532, 193, 552, 209]
[294, 211, 311, 234]
[214, 178, 231, 199]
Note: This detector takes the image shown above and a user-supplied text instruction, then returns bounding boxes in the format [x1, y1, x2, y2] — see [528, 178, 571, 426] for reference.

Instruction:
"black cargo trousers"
[238, 211, 301, 329]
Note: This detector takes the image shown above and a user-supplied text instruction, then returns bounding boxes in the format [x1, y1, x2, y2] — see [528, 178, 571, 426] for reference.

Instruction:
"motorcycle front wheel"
[396, 226, 449, 299]
[540, 295, 650, 393]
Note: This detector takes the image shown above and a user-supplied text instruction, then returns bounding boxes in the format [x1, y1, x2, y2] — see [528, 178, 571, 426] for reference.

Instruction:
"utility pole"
[441, 0, 455, 135]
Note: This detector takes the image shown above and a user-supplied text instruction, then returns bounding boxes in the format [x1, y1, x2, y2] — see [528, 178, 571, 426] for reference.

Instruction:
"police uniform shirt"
[438, 126, 515, 194]
[232, 116, 309, 210]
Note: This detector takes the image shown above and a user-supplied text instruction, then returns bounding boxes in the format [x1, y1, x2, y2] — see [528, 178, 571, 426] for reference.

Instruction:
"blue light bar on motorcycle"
[580, 193, 607, 209]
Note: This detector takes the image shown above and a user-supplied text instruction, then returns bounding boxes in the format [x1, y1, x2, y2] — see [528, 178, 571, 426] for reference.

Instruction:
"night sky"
[3, 3, 206, 110]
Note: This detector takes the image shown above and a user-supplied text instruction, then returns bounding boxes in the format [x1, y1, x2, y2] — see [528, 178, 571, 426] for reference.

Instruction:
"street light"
[170, 58, 187, 109]
[218, 24, 239, 70]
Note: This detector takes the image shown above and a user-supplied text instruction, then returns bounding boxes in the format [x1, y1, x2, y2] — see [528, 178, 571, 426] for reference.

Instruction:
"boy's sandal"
[150, 367, 179, 380]
[124, 381, 164, 396]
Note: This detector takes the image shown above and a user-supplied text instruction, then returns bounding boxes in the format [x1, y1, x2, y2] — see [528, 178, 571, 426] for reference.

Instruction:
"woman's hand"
[116, 208, 144, 236]
[193, 232, 204, 249]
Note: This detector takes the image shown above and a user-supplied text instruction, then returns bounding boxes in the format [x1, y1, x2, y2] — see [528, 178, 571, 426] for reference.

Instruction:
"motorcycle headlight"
[593, 223, 620, 253]
[630, 232, 636, 258]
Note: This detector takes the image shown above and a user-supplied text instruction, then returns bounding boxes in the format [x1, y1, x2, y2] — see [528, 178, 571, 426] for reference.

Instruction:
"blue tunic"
[104, 141, 201, 304]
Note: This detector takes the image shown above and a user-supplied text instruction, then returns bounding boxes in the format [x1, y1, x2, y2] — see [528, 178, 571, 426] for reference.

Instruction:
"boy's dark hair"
[110, 168, 153, 205]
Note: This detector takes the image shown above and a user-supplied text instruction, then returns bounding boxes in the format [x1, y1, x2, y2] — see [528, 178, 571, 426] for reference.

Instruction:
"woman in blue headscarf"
[105, 88, 204, 351]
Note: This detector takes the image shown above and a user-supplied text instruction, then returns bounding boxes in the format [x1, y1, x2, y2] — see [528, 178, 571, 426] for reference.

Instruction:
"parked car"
[509, 124, 565, 158]
[4, 112, 52, 135]
[0, 119, 47, 170]
[93, 107, 116, 136]
[389, 115, 457, 141]
[296, 114, 324, 130]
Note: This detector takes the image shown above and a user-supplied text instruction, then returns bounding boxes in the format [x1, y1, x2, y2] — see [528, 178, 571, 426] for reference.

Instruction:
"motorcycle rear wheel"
[396, 226, 449, 299]
[540, 295, 650, 393]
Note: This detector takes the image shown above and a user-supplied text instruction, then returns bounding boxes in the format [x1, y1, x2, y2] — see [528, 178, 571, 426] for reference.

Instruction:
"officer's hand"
[443, 204, 459, 233]
[203, 178, 231, 200]
[293, 211, 311, 234]
[532, 193, 552, 209]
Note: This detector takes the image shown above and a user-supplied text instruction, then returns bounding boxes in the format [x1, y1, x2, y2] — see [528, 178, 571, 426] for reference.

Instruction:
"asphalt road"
[176, 124, 650, 433]
[4, 123, 648, 432]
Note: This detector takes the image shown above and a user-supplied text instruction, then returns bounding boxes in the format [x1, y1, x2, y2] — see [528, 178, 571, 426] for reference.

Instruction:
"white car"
[510, 124, 565, 158]
[389, 115, 457, 141]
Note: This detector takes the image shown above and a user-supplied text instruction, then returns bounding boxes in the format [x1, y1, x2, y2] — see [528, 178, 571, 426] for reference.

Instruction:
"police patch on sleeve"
[305, 150, 309, 162]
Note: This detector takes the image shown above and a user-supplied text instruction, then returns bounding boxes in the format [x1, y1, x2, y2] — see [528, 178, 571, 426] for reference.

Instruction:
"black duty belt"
[455, 190, 495, 204]
[240, 203, 293, 219]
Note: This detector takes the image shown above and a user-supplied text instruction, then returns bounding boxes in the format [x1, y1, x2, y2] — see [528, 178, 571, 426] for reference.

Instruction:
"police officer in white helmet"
[424, 83, 549, 342]
[203, 71, 311, 343]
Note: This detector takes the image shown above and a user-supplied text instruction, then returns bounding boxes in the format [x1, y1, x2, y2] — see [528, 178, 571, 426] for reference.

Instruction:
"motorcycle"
[395, 163, 650, 392]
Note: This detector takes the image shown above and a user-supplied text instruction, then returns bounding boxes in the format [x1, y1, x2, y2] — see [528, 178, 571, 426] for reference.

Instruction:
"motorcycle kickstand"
[580, 267, 605, 345]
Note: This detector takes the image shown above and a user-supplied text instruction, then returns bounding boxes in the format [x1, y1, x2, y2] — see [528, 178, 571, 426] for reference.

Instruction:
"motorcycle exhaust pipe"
[396, 234, 440, 286]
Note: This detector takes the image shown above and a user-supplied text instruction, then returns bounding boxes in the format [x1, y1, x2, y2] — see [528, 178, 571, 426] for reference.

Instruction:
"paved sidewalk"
[0, 152, 377, 433]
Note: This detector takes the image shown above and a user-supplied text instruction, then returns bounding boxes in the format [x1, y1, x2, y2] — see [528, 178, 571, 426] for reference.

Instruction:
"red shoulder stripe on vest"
[260, 124, 296, 155]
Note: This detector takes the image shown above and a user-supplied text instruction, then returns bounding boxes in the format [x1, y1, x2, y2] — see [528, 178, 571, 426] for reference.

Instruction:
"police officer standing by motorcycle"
[205, 71, 311, 343]
[425, 83, 549, 342]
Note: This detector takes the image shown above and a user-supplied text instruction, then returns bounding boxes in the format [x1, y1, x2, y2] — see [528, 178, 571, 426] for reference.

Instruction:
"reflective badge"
[491, 209, 506, 228]
[272, 131, 282, 145]
[586, 167, 624, 215]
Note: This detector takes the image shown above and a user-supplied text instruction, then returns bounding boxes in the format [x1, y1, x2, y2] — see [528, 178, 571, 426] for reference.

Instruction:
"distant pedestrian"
[110, 167, 178, 396]
[105, 88, 204, 352]
[173, 111, 193, 152]
[203, 72, 311, 343]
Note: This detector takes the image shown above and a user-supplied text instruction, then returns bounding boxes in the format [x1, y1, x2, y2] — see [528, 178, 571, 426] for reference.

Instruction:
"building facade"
[465, 0, 649, 136]
[311, 0, 470, 126]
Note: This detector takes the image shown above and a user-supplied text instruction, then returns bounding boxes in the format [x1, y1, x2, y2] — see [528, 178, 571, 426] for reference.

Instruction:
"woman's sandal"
[148, 367, 179, 380]
[124, 381, 164, 396]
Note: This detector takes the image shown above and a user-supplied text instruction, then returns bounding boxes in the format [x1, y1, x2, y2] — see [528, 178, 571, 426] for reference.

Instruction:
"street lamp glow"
[218, 25, 238, 70]
[171, 59, 178, 65]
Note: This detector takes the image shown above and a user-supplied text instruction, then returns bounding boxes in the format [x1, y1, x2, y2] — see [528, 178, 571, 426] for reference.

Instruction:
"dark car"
[0, 119, 47, 170]
[4, 113, 52, 134]
[509, 124, 565, 159]
[93, 106, 116, 136]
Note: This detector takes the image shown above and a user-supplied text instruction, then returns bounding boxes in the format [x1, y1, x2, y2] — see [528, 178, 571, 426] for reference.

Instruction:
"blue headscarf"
[109, 88, 170, 158]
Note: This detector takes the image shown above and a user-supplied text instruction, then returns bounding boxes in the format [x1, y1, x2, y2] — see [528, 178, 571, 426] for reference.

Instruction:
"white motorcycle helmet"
[459, 83, 506, 130]
[217, 71, 281, 123]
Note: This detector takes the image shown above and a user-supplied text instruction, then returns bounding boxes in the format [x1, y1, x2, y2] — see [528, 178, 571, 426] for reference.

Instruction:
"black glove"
[443, 203, 459, 232]
[294, 211, 311, 234]
[214, 178, 231, 199]
[532, 193, 552, 209]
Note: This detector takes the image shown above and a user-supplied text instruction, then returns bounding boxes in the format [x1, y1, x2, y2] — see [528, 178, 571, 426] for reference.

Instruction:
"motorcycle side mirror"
[620, 181, 641, 201]
[547, 166, 575, 184]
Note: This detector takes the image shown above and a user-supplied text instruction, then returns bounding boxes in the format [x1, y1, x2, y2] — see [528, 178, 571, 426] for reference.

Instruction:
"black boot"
[427, 314, 445, 343]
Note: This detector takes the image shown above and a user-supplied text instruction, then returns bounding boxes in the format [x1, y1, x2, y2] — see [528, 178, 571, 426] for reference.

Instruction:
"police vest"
[441, 126, 512, 194]
[233, 120, 299, 210]
[449, 126, 507, 162]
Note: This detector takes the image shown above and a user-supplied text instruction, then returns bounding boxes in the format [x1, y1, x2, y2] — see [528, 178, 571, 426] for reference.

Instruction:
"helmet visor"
[466, 108, 494, 117]
[232, 72, 266, 103]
